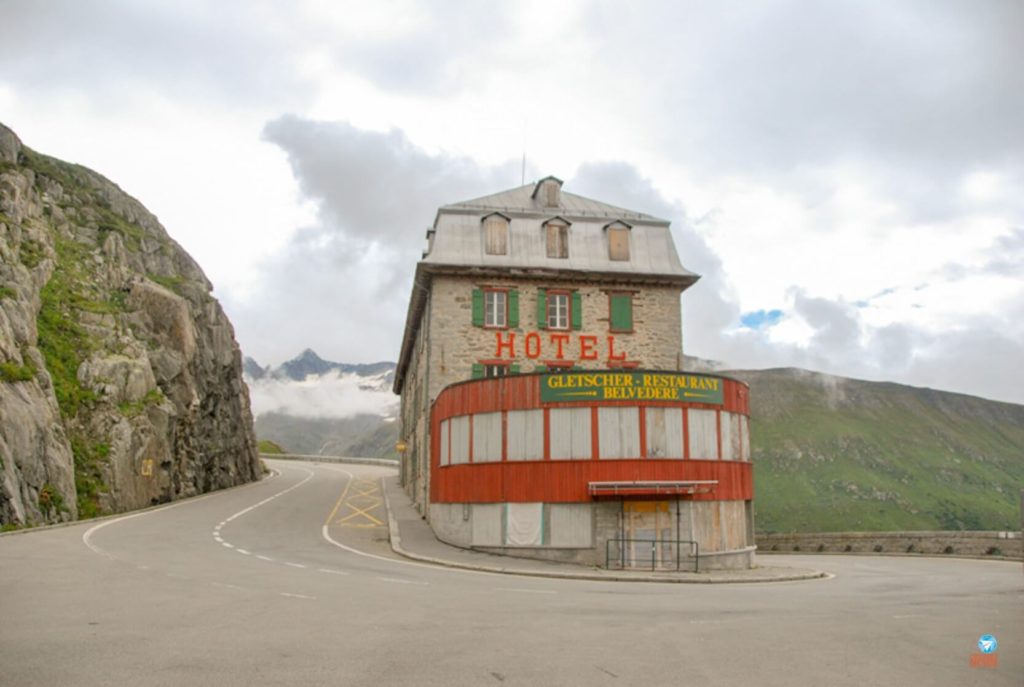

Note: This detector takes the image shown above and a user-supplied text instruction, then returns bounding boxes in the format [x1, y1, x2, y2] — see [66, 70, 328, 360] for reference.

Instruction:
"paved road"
[1, 460, 1020, 686]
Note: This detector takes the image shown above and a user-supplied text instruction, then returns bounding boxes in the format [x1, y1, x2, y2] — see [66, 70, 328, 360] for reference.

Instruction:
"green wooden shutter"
[571, 292, 582, 330]
[510, 363, 520, 375]
[534, 364, 547, 373]
[610, 294, 633, 331]
[471, 363, 484, 379]
[536, 288, 547, 329]
[472, 289, 484, 327]
[508, 289, 519, 328]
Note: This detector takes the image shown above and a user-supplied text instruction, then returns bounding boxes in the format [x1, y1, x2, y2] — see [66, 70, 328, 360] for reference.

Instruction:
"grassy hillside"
[731, 369, 1024, 533]
[254, 412, 399, 459]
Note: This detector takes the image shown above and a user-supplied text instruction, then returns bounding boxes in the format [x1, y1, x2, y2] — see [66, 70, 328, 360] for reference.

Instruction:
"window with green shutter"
[536, 288, 547, 329]
[571, 292, 582, 330]
[472, 289, 484, 327]
[508, 289, 519, 327]
[609, 293, 633, 332]
[472, 363, 485, 379]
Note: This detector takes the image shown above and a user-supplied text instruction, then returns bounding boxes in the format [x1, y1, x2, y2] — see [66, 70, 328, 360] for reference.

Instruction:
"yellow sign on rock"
[541, 372, 724, 404]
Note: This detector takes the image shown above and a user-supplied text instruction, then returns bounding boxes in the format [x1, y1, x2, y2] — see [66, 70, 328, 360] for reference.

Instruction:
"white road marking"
[496, 587, 556, 595]
[376, 576, 428, 585]
[236, 549, 251, 555]
[257, 555, 274, 562]
[222, 542, 234, 549]
[318, 568, 349, 575]
[213, 582, 246, 592]
[280, 592, 316, 600]
[82, 469, 285, 559]
[286, 562, 307, 569]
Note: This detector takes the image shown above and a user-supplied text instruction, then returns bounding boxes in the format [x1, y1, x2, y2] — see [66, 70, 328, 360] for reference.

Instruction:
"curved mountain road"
[1, 460, 1020, 686]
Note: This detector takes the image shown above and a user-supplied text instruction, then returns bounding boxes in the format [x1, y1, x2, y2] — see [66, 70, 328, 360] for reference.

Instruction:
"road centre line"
[496, 587, 556, 594]
[280, 592, 316, 600]
[82, 468, 288, 559]
[376, 576, 428, 585]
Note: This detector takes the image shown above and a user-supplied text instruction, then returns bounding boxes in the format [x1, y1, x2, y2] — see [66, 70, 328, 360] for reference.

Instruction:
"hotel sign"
[541, 372, 724, 404]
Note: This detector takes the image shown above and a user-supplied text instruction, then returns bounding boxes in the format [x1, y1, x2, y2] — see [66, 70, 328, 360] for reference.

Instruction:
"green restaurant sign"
[540, 372, 725, 405]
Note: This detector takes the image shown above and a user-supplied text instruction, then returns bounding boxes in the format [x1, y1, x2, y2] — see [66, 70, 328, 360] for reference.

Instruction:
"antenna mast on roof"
[521, 119, 527, 185]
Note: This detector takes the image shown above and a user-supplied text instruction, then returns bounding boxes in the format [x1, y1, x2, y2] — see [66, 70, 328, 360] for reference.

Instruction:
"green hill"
[731, 368, 1024, 533]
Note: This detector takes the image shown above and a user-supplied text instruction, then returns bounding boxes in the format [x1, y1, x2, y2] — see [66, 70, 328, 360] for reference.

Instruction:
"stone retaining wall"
[756, 531, 1023, 560]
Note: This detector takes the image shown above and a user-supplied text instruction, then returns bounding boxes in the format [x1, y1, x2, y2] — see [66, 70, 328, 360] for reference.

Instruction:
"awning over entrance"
[587, 480, 718, 498]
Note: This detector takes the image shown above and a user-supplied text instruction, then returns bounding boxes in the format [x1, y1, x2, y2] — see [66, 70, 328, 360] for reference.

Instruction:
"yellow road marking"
[336, 502, 384, 526]
[326, 475, 385, 528]
[323, 471, 356, 527]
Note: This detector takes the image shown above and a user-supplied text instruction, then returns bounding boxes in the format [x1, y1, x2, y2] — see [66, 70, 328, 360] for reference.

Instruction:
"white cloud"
[2, 1, 1021, 403]
[248, 371, 398, 419]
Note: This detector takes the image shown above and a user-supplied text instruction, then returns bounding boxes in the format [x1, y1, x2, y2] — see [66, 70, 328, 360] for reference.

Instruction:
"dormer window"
[482, 212, 510, 255]
[605, 220, 631, 261]
[543, 217, 570, 259]
[531, 175, 563, 209]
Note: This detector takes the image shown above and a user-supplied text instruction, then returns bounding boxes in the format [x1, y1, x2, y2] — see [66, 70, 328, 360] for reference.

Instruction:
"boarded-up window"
[450, 415, 471, 464]
[483, 215, 508, 255]
[544, 181, 560, 207]
[608, 226, 630, 261]
[546, 222, 568, 258]
[609, 293, 633, 331]
[646, 407, 683, 458]
[472, 411, 502, 463]
[439, 419, 450, 466]
[507, 409, 544, 461]
[549, 407, 591, 460]
[505, 503, 544, 546]
[549, 504, 593, 547]
[598, 407, 641, 459]
[687, 409, 718, 459]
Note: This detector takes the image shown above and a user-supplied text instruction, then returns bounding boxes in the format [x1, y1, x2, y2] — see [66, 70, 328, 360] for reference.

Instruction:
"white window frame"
[547, 292, 569, 330]
[484, 290, 507, 328]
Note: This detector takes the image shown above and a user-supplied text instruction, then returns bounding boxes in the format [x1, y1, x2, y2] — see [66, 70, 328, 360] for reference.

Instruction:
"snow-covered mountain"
[244, 351, 399, 457]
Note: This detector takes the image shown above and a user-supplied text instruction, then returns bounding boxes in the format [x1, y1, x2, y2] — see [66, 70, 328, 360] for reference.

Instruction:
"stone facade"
[426, 275, 684, 397]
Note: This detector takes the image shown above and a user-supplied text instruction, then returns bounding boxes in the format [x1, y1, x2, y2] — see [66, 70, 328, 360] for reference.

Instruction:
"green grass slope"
[731, 369, 1024, 533]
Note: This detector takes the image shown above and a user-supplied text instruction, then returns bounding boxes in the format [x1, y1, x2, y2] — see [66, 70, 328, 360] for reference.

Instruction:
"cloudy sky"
[2, 0, 1021, 404]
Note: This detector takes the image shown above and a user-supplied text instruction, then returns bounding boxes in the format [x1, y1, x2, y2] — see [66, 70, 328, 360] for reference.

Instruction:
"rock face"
[0, 122, 260, 526]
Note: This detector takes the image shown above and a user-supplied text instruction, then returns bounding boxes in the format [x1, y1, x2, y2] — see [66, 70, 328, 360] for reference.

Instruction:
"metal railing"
[605, 537, 700, 572]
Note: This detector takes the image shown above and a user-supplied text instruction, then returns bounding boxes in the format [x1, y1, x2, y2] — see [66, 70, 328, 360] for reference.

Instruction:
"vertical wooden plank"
[638, 406, 647, 458]
[591, 406, 600, 460]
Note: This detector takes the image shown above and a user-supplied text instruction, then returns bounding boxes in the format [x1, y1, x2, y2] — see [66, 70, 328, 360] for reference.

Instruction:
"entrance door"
[622, 501, 675, 570]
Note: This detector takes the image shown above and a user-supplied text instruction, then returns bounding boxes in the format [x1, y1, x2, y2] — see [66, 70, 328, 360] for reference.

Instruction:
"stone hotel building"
[393, 177, 755, 570]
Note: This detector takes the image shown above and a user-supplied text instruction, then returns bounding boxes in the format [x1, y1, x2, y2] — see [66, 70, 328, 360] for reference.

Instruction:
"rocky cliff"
[0, 123, 260, 526]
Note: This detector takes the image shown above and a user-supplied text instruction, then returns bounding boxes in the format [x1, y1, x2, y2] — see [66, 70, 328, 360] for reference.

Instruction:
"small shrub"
[1, 523, 21, 533]
[38, 483, 65, 516]
[873, 544, 884, 553]
[906, 544, 916, 553]
[844, 544, 853, 552]
[943, 545, 954, 554]
[770, 544, 778, 551]
[792, 545, 801, 552]
[0, 285, 16, 299]
[985, 547, 1002, 556]
[19, 239, 45, 268]
[0, 361, 36, 383]
[816, 544, 825, 552]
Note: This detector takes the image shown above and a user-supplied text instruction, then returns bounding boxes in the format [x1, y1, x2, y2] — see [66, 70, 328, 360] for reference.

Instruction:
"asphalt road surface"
[1, 460, 1020, 686]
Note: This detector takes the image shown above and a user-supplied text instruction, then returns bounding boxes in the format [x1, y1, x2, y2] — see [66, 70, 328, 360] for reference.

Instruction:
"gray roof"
[439, 182, 669, 224]
[394, 179, 700, 393]
[426, 182, 694, 280]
